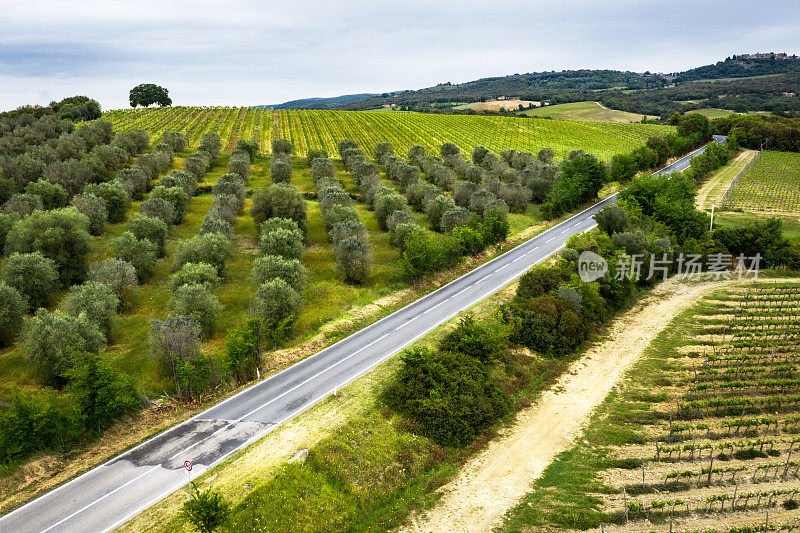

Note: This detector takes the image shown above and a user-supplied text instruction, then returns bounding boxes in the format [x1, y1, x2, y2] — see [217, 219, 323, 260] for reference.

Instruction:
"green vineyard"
[103, 107, 674, 161]
[722, 150, 800, 213]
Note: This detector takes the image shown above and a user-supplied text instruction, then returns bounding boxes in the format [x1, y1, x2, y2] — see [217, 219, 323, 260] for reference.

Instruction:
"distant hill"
[257, 93, 378, 110]
[340, 54, 800, 118]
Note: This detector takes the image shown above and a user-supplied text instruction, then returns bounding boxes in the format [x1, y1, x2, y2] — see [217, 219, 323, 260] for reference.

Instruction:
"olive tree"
[24, 180, 67, 210]
[261, 217, 300, 235]
[329, 220, 368, 244]
[306, 149, 327, 166]
[0, 252, 59, 310]
[174, 233, 232, 275]
[159, 170, 197, 197]
[62, 281, 120, 339]
[4, 207, 91, 285]
[3, 193, 43, 217]
[150, 185, 189, 225]
[375, 193, 408, 231]
[83, 182, 130, 223]
[235, 139, 259, 162]
[271, 139, 293, 155]
[250, 184, 307, 233]
[270, 155, 292, 184]
[253, 278, 302, 330]
[310, 158, 335, 182]
[251, 254, 308, 294]
[139, 197, 175, 227]
[170, 262, 221, 290]
[148, 315, 203, 398]
[334, 237, 372, 284]
[168, 283, 223, 338]
[160, 131, 188, 152]
[111, 232, 158, 283]
[440, 207, 474, 234]
[24, 309, 105, 387]
[0, 282, 26, 346]
[259, 227, 304, 260]
[499, 182, 533, 213]
[70, 193, 108, 235]
[128, 214, 169, 257]
[88, 258, 137, 311]
[425, 194, 456, 232]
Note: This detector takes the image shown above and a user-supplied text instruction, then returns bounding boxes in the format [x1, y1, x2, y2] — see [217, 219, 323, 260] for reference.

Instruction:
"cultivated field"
[722, 151, 800, 213]
[687, 108, 737, 119]
[502, 281, 800, 532]
[454, 99, 540, 112]
[519, 101, 657, 123]
[103, 107, 673, 161]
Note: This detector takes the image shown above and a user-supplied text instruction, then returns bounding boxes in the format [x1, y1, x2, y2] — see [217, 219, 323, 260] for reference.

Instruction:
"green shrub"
[440, 207, 473, 234]
[181, 483, 231, 533]
[259, 227, 304, 260]
[116, 167, 148, 200]
[510, 294, 587, 356]
[333, 237, 372, 284]
[0, 282, 26, 347]
[439, 315, 506, 364]
[1, 251, 59, 310]
[250, 184, 307, 233]
[168, 283, 223, 338]
[128, 214, 168, 257]
[482, 209, 510, 244]
[150, 185, 190, 225]
[251, 255, 308, 294]
[2, 193, 43, 217]
[384, 346, 511, 447]
[83, 182, 130, 223]
[70, 193, 108, 235]
[62, 281, 120, 339]
[139, 197, 175, 227]
[226, 319, 260, 382]
[4, 207, 91, 284]
[0, 212, 19, 252]
[111, 232, 158, 283]
[171, 262, 221, 290]
[25, 180, 67, 210]
[88, 258, 137, 311]
[24, 309, 106, 387]
[175, 233, 232, 275]
[254, 279, 302, 330]
[271, 139, 293, 154]
[306, 148, 328, 166]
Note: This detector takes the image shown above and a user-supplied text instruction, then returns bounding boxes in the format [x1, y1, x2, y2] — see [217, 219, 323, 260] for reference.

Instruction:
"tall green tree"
[129, 84, 172, 108]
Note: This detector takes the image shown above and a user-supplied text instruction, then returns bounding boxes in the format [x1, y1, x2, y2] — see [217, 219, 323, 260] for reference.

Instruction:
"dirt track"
[401, 277, 736, 533]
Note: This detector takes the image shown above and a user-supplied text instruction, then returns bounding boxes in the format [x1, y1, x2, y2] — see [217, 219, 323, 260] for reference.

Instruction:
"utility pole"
[709, 204, 715, 231]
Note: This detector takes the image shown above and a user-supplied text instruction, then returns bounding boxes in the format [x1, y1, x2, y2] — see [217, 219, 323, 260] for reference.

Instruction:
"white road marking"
[424, 299, 447, 314]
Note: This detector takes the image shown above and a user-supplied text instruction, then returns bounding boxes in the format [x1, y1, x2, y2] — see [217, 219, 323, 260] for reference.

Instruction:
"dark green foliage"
[254, 279, 302, 329]
[4, 207, 91, 285]
[251, 255, 308, 294]
[594, 204, 629, 235]
[160, 170, 197, 197]
[139, 197, 175, 227]
[426, 194, 456, 232]
[373, 142, 394, 165]
[62, 281, 119, 339]
[468, 188, 495, 214]
[453, 181, 480, 208]
[0, 252, 59, 310]
[439, 315, 506, 364]
[171, 262, 221, 290]
[174, 233, 232, 275]
[24, 309, 106, 387]
[482, 209, 510, 244]
[148, 316, 206, 398]
[150, 185, 190, 225]
[386, 209, 416, 233]
[3, 193, 43, 217]
[306, 148, 327, 166]
[541, 154, 607, 219]
[374, 193, 408, 231]
[259, 227, 304, 260]
[70, 193, 107, 235]
[440, 207, 473, 234]
[270, 154, 292, 184]
[272, 139, 293, 155]
[472, 145, 489, 165]
[0, 282, 26, 346]
[65, 353, 139, 432]
[129, 83, 171, 107]
[24, 180, 66, 210]
[334, 237, 372, 284]
[128, 214, 168, 257]
[213, 174, 246, 211]
[0, 388, 83, 464]
[499, 182, 532, 213]
[83, 182, 130, 223]
[226, 319, 261, 382]
[88, 259, 137, 311]
[399, 231, 460, 280]
[111, 232, 158, 283]
[516, 262, 571, 302]
[181, 483, 230, 533]
[610, 153, 639, 182]
[383, 347, 511, 447]
[310, 157, 335, 182]
[169, 284, 223, 338]
[391, 222, 425, 249]
[236, 139, 259, 162]
[161, 131, 188, 152]
[510, 294, 586, 356]
[715, 217, 800, 269]
[250, 184, 307, 233]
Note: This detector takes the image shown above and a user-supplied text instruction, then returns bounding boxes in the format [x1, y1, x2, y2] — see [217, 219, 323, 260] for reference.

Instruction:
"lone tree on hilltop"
[130, 84, 172, 108]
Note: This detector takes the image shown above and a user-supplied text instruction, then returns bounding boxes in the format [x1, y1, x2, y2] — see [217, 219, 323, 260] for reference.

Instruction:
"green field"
[721, 150, 800, 213]
[686, 107, 737, 119]
[103, 107, 674, 161]
[518, 101, 657, 123]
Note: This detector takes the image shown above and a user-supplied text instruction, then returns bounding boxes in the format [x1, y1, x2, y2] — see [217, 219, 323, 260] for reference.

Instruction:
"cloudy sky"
[2, 0, 799, 111]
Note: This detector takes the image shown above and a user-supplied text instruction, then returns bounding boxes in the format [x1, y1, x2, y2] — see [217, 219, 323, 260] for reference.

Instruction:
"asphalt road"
[0, 141, 718, 533]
